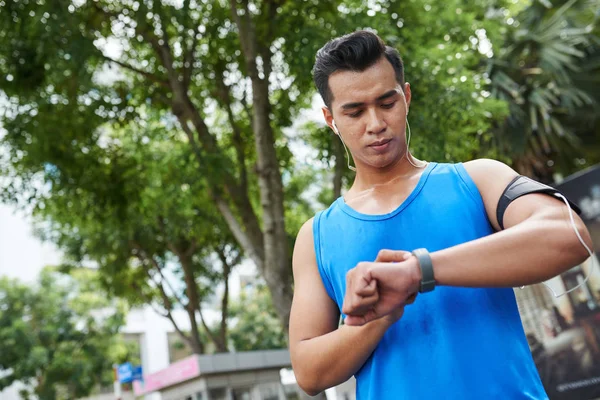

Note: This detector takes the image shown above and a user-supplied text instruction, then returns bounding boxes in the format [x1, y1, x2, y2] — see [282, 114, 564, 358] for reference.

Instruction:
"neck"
[350, 153, 425, 194]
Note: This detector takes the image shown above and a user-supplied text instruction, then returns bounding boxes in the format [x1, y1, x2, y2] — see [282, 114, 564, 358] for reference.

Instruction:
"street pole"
[113, 364, 122, 400]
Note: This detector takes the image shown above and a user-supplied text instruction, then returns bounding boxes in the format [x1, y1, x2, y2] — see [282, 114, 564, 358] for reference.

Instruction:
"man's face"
[323, 56, 411, 171]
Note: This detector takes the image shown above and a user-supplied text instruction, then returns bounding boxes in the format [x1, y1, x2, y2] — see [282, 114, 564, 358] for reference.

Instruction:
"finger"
[405, 293, 417, 305]
[356, 278, 377, 297]
[342, 292, 378, 316]
[346, 263, 373, 292]
[375, 249, 411, 263]
[345, 309, 379, 326]
[344, 314, 367, 326]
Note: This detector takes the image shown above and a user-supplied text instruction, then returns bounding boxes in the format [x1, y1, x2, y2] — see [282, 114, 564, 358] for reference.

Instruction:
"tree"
[0, 267, 127, 400]
[0, 0, 343, 330]
[30, 118, 241, 354]
[487, 0, 600, 181]
[228, 284, 287, 352]
[2, 0, 598, 337]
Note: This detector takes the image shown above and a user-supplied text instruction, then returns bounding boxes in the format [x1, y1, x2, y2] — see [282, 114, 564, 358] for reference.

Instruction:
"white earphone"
[332, 120, 340, 135]
[332, 120, 356, 172]
[332, 118, 594, 298]
[332, 116, 425, 171]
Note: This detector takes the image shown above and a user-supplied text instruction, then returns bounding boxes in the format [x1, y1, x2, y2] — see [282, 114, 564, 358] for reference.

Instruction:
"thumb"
[375, 249, 411, 263]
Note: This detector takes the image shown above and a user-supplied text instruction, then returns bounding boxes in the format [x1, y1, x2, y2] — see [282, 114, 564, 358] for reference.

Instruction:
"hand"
[342, 250, 421, 326]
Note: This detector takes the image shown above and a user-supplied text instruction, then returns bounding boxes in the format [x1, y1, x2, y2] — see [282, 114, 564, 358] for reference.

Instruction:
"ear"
[404, 82, 412, 115]
[322, 106, 338, 135]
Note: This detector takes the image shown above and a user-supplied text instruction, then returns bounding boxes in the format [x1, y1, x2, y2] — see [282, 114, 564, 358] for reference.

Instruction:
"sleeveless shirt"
[313, 162, 548, 399]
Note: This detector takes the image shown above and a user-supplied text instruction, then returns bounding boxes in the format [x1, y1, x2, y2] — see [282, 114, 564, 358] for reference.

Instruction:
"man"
[289, 30, 592, 399]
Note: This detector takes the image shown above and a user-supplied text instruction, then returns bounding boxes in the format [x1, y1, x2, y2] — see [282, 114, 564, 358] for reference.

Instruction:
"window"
[260, 385, 279, 400]
[232, 387, 252, 400]
[209, 388, 227, 400]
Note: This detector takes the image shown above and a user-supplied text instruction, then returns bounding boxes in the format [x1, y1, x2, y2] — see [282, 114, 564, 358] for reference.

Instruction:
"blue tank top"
[313, 162, 548, 400]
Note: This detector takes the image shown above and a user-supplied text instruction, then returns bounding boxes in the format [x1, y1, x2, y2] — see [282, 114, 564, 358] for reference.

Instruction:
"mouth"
[369, 138, 392, 149]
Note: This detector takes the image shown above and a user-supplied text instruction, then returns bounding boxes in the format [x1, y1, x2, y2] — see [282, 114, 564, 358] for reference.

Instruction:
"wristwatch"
[412, 248, 436, 293]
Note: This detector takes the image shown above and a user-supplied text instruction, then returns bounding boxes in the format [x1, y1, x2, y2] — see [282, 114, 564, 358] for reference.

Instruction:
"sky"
[0, 203, 62, 282]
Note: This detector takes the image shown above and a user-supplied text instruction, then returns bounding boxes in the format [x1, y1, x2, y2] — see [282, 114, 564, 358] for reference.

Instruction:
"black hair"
[313, 30, 405, 109]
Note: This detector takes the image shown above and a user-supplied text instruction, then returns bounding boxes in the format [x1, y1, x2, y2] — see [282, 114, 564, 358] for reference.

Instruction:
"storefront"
[133, 349, 300, 400]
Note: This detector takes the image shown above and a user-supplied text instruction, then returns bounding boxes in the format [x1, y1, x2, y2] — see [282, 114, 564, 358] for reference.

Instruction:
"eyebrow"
[340, 89, 399, 110]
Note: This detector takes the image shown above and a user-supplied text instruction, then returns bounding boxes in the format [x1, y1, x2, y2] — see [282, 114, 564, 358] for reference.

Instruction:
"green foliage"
[24, 110, 238, 353]
[29, 115, 223, 300]
[1, 0, 599, 345]
[298, 0, 513, 203]
[487, 0, 600, 179]
[0, 268, 127, 400]
[323, 0, 512, 163]
[228, 284, 287, 352]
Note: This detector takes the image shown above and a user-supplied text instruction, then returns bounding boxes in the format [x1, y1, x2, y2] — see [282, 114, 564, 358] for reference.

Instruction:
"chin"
[365, 155, 401, 170]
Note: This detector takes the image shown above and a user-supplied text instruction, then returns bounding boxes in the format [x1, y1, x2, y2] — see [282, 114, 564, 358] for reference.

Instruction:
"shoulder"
[462, 158, 518, 184]
[461, 159, 520, 230]
[461, 158, 519, 195]
[293, 217, 316, 266]
[296, 217, 315, 244]
[425, 160, 516, 194]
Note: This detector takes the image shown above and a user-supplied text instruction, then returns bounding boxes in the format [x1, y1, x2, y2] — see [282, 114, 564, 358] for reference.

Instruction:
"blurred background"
[0, 0, 599, 399]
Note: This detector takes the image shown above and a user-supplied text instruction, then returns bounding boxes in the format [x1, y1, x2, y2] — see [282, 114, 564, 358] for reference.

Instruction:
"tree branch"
[182, 0, 199, 90]
[183, 33, 199, 90]
[174, 115, 265, 270]
[241, 83, 253, 121]
[136, 0, 267, 282]
[198, 306, 225, 351]
[101, 54, 170, 87]
[165, 235, 205, 355]
[229, 0, 259, 79]
[184, 240, 198, 259]
[174, 111, 266, 270]
[215, 68, 249, 198]
[216, 246, 233, 351]
[132, 241, 187, 308]
[139, 262, 194, 348]
[149, 302, 192, 346]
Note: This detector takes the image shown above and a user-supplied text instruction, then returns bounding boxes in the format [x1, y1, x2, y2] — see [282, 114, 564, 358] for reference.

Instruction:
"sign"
[117, 362, 133, 384]
[518, 164, 600, 399]
[132, 365, 143, 382]
[117, 362, 143, 384]
[133, 355, 201, 395]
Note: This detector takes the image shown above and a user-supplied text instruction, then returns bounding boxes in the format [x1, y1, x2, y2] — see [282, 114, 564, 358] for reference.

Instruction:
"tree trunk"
[229, 0, 293, 329]
[250, 75, 293, 329]
[219, 251, 231, 351]
[177, 247, 205, 354]
[141, 1, 294, 331]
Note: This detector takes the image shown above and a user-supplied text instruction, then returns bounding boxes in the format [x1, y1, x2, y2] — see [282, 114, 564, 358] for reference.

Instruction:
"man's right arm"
[289, 218, 400, 396]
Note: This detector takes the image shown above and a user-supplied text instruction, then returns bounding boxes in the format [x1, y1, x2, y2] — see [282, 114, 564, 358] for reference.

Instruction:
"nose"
[365, 108, 386, 135]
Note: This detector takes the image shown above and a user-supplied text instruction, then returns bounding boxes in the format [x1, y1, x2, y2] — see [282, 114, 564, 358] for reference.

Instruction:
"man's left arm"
[342, 159, 593, 325]
[431, 158, 592, 288]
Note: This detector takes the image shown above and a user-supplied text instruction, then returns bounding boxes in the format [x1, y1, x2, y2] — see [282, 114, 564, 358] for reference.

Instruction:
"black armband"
[496, 175, 581, 230]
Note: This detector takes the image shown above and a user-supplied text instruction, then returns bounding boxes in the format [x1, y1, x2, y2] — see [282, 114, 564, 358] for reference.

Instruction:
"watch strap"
[412, 248, 435, 293]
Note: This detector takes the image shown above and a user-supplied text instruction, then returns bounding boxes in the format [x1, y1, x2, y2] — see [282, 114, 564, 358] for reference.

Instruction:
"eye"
[348, 110, 363, 118]
[381, 102, 396, 109]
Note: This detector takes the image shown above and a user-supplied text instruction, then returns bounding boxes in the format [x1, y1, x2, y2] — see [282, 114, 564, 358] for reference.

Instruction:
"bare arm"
[289, 218, 400, 395]
[431, 159, 592, 287]
[342, 159, 592, 325]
